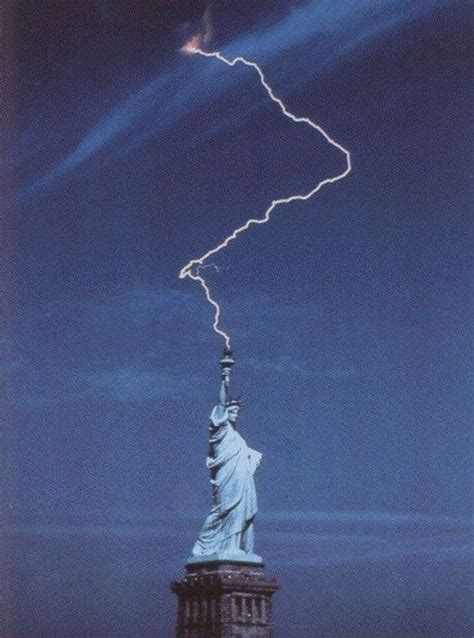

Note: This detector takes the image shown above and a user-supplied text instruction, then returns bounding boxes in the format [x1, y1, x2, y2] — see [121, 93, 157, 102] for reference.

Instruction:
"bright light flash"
[179, 39, 352, 349]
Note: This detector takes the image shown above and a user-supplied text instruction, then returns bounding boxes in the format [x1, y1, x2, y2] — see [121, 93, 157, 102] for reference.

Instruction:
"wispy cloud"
[23, 73, 171, 196]
[11, 363, 205, 408]
[246, 355, 357, 379]
[22, 508, 472, 528]
[260, 510, 474, 527]
[10, 285, 210, 408]
[270, 543, 473, 568]
[260, 509, 473, 566]
[21, 0, 447, 196]
[10, 508, 472, 567]
[37, 286, 196, 331]
[10, 524, 195, 539]
[225, 0, 443, 62]
[89, 366, 204, 402]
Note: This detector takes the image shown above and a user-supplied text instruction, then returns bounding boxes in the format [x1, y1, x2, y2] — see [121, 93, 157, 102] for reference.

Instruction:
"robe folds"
[192, 407, 262, 556]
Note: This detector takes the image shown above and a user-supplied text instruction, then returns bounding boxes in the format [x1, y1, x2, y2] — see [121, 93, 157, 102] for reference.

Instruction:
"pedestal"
[171, 560, 279, 638]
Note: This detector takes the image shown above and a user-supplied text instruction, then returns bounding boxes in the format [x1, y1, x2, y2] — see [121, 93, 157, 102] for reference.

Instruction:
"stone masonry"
[171, 561, 279, 638]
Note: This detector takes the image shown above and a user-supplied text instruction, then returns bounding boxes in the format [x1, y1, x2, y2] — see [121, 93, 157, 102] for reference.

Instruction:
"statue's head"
[210, 398, 244, 427]
[226, 398, 242, 424]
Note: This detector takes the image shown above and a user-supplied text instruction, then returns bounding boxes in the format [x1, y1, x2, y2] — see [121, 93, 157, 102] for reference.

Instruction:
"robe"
[191, 407, 262, 556]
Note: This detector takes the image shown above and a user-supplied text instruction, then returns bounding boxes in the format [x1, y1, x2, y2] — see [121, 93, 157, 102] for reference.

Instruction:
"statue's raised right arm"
[218, 346, 234, 406]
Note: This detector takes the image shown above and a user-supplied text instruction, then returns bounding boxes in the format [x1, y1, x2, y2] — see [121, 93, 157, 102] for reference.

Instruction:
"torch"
[219, 346, 234, 405]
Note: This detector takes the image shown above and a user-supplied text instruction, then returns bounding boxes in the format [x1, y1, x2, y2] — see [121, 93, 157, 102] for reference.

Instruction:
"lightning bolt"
[179, 40, 352, 349]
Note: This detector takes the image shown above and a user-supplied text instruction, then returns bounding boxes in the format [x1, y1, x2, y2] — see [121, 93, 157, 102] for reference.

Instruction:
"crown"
[226, 396, 244, 407]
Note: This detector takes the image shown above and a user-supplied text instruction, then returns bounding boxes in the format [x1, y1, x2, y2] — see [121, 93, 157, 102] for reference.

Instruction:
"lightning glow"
[179, 39, 352, 348]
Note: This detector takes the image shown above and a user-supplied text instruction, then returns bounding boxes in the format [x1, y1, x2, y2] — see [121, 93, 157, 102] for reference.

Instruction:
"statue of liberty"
[189, 348, 263, 563]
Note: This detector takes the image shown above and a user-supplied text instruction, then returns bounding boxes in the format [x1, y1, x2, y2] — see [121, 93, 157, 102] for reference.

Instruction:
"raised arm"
[218, 347, 235, 406]
[219, 376, 228, 406]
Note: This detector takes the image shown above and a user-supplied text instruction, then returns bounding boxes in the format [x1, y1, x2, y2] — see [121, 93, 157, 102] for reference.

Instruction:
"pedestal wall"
[171, 562, 279, 638]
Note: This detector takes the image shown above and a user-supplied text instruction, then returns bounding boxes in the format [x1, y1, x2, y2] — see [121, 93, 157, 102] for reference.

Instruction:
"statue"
[189, 347, 263, 563]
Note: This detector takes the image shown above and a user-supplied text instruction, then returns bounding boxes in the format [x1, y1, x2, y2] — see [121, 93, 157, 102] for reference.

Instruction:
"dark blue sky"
[1, 1, 472, 636]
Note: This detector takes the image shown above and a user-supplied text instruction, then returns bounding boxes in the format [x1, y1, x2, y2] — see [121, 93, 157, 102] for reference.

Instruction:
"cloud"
[270, 543, 473, 568]
[35, 507, 472, 528]
[246, 355, 308, 376]
[23, 73, 171, 196]
[10, 524, 195, 539]
[246, 355, 358, 379]
[38, 286, 196, 330]
[225, 0, 442, 62]
[9, 285, 211, 409]
[21, 0, 448, 195]
[89, 366, 204, 402]
[259, 510, 474, 527]
[10, 508, 472, 568]
[258, 510, 473, 566]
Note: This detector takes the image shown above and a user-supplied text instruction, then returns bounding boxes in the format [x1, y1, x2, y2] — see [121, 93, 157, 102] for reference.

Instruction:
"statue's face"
[227, 406, 240, 424]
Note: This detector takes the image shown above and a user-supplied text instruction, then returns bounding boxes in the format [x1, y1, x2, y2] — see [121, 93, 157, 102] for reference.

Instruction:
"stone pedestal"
[171, 561, 279, 638]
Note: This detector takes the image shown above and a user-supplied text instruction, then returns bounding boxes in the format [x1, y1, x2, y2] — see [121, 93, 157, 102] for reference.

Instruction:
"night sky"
[1, 1, 473, 637]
